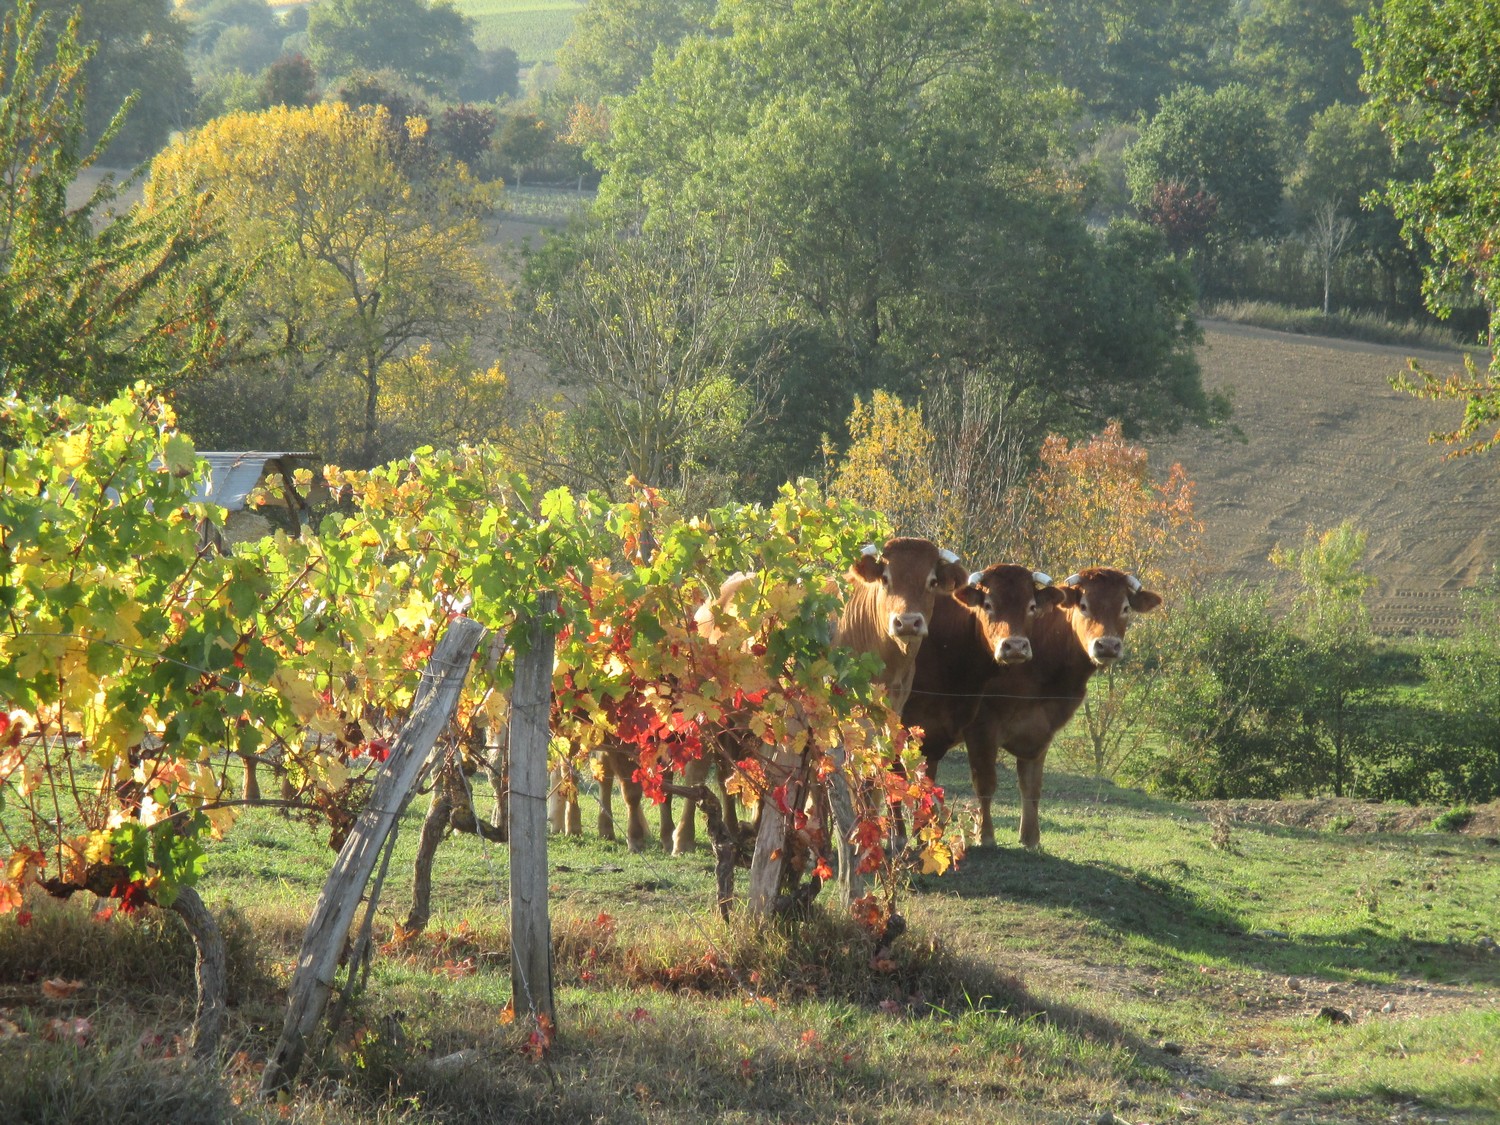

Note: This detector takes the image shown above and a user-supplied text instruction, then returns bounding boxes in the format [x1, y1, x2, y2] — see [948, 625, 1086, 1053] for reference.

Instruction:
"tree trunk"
[170, 886, 226, 1061]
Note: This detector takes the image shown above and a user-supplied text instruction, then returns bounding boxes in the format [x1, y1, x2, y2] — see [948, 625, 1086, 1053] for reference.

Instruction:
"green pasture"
[453, 0, 583, 66]
[2, 758, 1496, 1123]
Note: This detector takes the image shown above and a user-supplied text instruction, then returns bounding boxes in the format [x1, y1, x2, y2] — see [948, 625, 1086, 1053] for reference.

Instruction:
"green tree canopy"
[306, 0, 473, 94]
[1233, 0, 1364, 137]
[144, 102, 506, 465]
[1030, 0, 1234, 122]
[594, 0, 1211, 446]
[35, 0, 195, 162]
[1, 1, 226, 403]
[1126, 83, 1284, 241]
[1358, 0, 1500, 450]
[555, 0, 714, 101]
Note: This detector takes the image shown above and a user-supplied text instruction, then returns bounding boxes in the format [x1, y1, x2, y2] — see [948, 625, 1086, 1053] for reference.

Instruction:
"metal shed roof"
[194, 452, 317, 512]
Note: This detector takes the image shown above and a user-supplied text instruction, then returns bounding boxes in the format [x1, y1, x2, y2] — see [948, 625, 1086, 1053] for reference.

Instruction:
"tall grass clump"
[1203, 300, 1475, 351]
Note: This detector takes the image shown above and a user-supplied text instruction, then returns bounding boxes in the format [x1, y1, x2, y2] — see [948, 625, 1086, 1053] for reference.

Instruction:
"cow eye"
[1079, 599, 1088, 612]
[1122, 603, 1132, 616]
[927, 574, 938, 589]
[983, 599, 993, 612]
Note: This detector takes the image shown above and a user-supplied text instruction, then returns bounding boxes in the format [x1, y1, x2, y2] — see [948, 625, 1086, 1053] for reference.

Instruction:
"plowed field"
[1152, 321, 1496, 634]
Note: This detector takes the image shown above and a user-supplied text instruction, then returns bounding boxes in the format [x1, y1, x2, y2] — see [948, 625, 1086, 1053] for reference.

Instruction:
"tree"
[555, 0, 713, 101]
[144, 102, 505, 466]
[1270, 521, 1376, 798]
[0, 0, 226, 403]
[1233, 0, 1365, 136]
[35, 0, 195, 162]
[1019, 421, 1202, 782]
[1358, 0, 1500, 452]
[1307, 200, 1354, 315]
[598, 0, 1212, 441]
[1029, 0, 1235, 122]
[521, 212, 783, 503]
[494, 110, 555, 186]
[1126, 83, 1284, 242]
[260, 52, 319, 108]
[306, 0, 473, 94]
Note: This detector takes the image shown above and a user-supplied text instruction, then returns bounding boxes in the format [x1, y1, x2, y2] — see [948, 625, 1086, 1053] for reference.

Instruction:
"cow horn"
[939, 548, 960, 564]
[1062, 573, 1083, 586]
[1032, 571, 1053, 586]
[1126, 573, 1142, 593]
[860, 543, 880, 557]
[967, 570, 984, 587]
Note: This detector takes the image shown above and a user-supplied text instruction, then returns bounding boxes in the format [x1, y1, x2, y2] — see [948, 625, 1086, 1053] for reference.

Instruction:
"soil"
[1152, 321, 1498, 635]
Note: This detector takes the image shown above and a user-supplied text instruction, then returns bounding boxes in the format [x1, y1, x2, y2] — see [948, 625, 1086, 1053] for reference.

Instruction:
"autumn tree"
[0, 0, 227, 404]
[829, 371, 1041, 563]
[1358, 0, 1500, 454]
[144, 102, 506, 466]
[1020, 422, 1201, 779]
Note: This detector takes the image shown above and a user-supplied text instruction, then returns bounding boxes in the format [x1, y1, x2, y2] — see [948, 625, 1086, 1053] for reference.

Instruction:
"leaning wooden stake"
[259, 616, 486, 1098]
[508, 592, 559, 1032]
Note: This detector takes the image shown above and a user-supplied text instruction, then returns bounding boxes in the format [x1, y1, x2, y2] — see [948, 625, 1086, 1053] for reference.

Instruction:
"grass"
[452, 0, 584, 65]
[1201, 300, 1480, 353]
[3, 760, 1497, 1123]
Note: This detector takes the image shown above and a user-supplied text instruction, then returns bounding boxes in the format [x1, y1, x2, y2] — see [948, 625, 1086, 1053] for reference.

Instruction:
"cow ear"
[1036, 586, 1066, 610]
[935, 560, 968, 593]
[851, 552, 885, 583]
[1057, 584, 1083, 607]
[1129, 589, 1164, 613]
[954, 583, 985, 607]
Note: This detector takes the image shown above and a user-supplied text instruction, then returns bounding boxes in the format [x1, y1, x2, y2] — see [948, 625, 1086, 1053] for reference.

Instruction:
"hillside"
[1151, 322, 1496, 634]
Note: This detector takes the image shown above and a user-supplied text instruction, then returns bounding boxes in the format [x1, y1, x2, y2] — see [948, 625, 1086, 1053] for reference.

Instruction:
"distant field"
[262, 1, 582, 66]
[453, 0, 583, 65]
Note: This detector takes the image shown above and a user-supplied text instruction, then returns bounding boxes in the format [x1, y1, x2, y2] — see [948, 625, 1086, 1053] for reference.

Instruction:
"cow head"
[848, 537, 968, 645]
[1057, 567, 1162, 666]
[954, 564, 1065, 664]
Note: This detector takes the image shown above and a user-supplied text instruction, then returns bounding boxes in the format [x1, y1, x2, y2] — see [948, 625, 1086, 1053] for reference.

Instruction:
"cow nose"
[1089, 636, 1123, 663]
[890, 612, 927, 638]
[996, 636, 1033, 663]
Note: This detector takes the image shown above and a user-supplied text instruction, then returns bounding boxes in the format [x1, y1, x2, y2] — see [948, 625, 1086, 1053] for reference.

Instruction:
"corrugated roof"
[194, 452, 317, 512]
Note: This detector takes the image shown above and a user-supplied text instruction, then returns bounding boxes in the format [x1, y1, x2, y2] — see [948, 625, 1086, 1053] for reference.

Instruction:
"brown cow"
[957, 567, 1162, 848]
[903, 564, 1065, 775]
[670, 539, 969, 854]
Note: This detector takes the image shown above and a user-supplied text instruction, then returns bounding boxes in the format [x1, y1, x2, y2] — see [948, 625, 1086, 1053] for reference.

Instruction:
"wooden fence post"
[508, 592, 559, 1031]
[259, 616, 486, 1098]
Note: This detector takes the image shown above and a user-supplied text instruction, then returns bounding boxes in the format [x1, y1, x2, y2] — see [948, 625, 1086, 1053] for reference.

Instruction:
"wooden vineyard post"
[746, 745, 803, 918]
[508, 591, 559, 1033]
[826, 746, 867, 909]
[260, 616, 486, 1098]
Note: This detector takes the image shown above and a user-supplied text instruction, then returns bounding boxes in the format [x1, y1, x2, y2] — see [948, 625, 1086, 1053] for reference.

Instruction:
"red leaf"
[15, 910, 32, 927]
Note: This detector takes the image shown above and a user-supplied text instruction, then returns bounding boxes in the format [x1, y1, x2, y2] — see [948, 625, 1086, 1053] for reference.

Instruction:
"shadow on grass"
[922, 833, 1498, 987]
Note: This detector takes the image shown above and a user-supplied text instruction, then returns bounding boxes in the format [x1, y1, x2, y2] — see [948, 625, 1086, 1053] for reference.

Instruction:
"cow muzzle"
[1088, 636, 1124, 664]
[889, 612, 928, 639]
[994, 636, 1033, 664]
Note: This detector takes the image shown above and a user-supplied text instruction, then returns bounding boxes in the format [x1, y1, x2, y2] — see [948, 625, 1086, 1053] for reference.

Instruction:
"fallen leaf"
[41, 978, 83, 1000]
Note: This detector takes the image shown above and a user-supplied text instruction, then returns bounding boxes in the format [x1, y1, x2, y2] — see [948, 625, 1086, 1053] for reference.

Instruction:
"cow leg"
[597, 752, 617, 842]
[548, 761, 582, 836]
[673, 756, 711, 855]
[606, 747, 648, 852]
[967, 745, 1000, 848]
[658, 791, 674, 851]
[1014, 751, 1046, 850]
